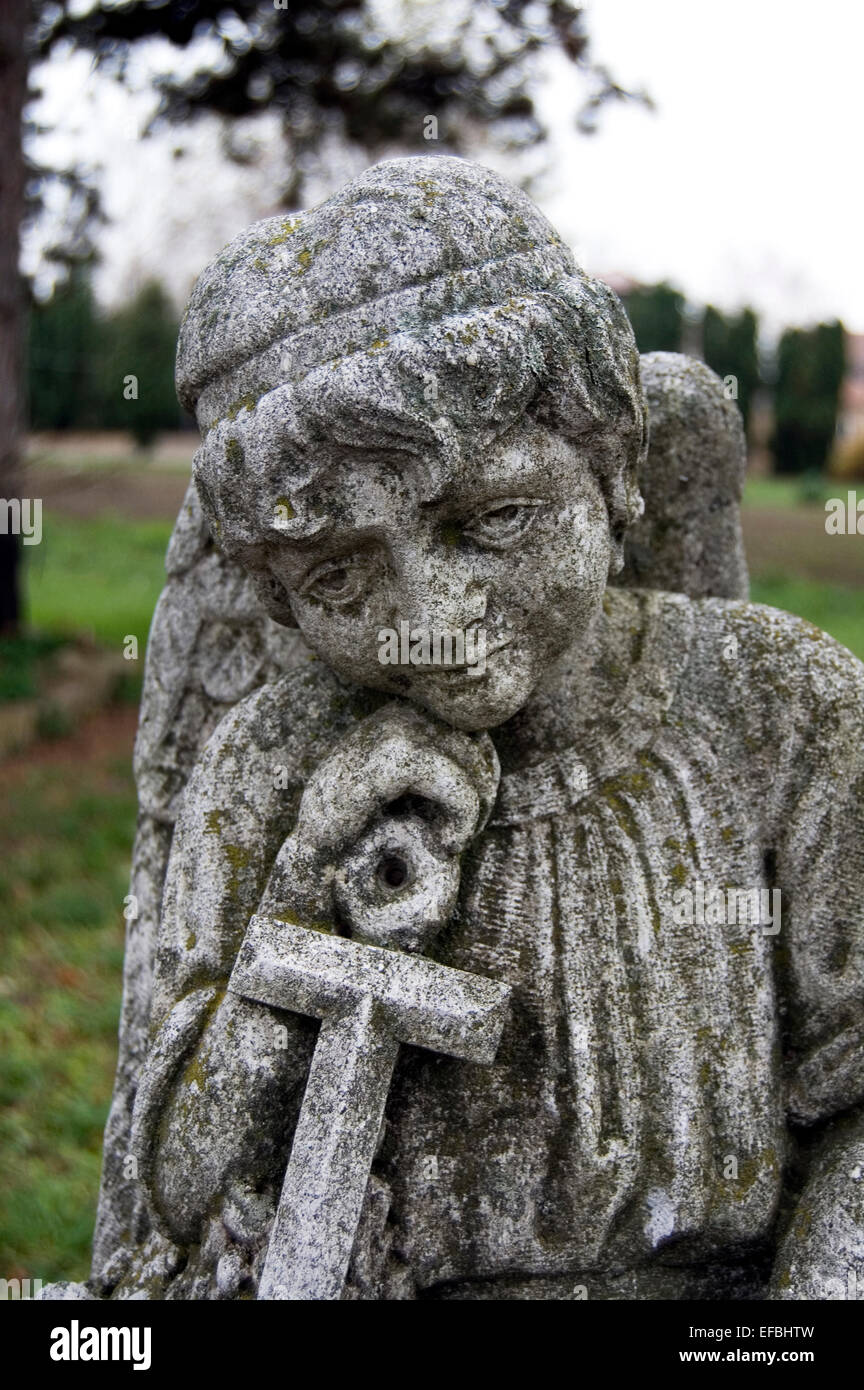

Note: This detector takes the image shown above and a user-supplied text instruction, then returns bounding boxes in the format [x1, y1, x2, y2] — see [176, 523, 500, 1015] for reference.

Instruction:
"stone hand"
[259, 702, 500, 952]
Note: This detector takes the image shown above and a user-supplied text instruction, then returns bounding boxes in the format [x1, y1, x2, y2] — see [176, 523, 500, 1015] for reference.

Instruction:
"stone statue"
[72, 157, 864, 1300]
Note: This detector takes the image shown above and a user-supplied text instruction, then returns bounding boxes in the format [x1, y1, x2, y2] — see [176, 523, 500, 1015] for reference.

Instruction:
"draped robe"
[115, 588, 864, 1300]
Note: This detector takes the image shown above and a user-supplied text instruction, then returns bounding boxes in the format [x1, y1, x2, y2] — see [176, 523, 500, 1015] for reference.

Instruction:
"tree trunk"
[0, 0, 29, 634]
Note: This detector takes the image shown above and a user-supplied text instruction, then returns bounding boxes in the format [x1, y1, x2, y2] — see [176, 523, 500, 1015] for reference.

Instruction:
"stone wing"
[91, 480, 310, 1283]
[613, 351, 749, 602]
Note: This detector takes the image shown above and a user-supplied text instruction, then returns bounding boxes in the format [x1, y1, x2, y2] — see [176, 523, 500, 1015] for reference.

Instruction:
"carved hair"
[178, 157, 646, 623]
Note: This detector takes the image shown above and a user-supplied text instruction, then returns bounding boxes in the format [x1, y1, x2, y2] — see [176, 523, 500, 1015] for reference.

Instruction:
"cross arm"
[229, 914, 510, 1064]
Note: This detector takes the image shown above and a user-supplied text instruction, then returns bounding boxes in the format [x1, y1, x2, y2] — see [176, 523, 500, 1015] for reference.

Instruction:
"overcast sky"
[27, 0, 864, 336]
[539, 0, 864, 335]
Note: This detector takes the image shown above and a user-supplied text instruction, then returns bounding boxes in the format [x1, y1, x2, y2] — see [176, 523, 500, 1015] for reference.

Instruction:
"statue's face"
[264, 415, 613, 731]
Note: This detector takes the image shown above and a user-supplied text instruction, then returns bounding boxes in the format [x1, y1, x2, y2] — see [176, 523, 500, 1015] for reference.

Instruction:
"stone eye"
[316, 566, 349, 594]
[464, 500, 542, 548]
[302, 557, 366, 606]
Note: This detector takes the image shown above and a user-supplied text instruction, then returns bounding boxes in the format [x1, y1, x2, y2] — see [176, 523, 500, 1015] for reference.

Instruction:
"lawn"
[749, 576, 864, 661]
[743, 475, 837, 510]
[742, 477, 864, 660]
[24, 513, 174, 649]
[21, 489, 864, 660]
[2, 508, 172, 1286]
[0, 715, 137, 1286]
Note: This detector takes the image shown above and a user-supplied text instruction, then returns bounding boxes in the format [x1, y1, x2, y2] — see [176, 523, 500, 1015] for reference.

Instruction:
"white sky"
[539, 0, 864, 334]
[26, 0, 864, 335]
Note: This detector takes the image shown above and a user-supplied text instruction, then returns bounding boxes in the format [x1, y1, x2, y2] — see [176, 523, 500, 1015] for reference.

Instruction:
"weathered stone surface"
[615, 351, 749, 601]
[232, 916, 510, 1299]
[81, 155, 864, 1302]
[37, 1281, 93, 1300]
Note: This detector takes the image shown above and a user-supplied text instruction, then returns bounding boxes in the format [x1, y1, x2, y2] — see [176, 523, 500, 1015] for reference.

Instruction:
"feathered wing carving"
[91, 481, 310, 1284]
[91, 349, 748, 1286]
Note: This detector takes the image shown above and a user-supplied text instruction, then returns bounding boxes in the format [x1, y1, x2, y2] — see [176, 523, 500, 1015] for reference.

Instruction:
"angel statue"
[46, 156, 864, 1301]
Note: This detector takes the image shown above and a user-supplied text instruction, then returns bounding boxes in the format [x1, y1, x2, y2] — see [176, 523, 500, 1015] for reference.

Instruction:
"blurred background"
[1, 0, 862, 1288]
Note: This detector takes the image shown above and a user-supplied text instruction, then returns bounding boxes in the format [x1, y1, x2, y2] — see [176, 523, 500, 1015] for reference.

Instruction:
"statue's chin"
[403, 664, 537, 733]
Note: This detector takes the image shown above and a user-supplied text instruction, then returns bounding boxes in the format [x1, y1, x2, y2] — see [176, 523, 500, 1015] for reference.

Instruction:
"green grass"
[749, 576, 864, 662]
[0, 633, 66, 703]
[23, 512, 173, 649]
[743, 474, 838, 510]
[741, 478, 864, 659]
[3, 510, 167, 1284]
[21, 505, 862, 657]
[0, 755, 135, 1285]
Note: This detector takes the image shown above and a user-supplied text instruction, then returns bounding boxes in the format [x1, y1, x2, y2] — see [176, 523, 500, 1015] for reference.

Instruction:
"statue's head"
[177, 156, 646, 731]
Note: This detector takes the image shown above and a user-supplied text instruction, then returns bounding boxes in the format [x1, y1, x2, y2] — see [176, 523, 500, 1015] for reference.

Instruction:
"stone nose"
[393, 541, 487, 634]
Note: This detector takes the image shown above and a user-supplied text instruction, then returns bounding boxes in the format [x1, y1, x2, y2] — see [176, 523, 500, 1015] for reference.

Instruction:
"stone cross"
[228, 914, 511, 1301]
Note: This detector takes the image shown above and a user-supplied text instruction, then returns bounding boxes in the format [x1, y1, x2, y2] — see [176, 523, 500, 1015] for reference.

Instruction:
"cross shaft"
[228, 915, 510, 1300]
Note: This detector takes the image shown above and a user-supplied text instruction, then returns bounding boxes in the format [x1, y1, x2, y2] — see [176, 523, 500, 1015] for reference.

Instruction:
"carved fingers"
[258, 702, 500, 951]
[295, 702, 499, 853]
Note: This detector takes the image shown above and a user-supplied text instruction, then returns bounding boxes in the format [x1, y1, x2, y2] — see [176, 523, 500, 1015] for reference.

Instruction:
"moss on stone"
[266, 217, 301, 247]
[226, 437, 244, 468]
[225, 391, 261, 422]
[224, 843, 252, 897]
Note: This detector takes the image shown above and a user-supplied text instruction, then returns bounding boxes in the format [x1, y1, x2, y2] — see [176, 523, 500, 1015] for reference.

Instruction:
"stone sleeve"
[130, 680, 312, 1247]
